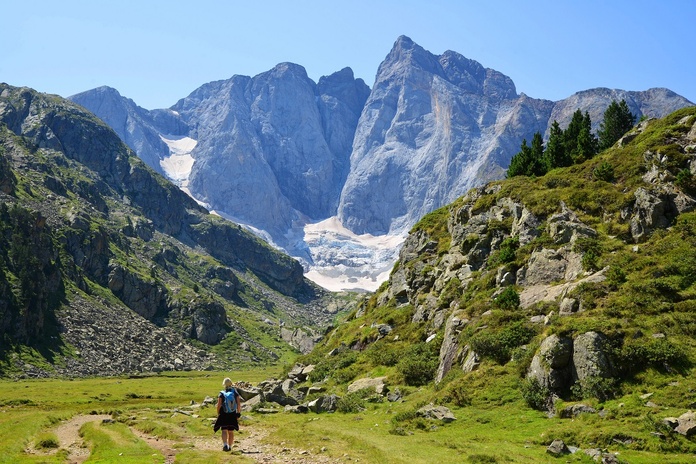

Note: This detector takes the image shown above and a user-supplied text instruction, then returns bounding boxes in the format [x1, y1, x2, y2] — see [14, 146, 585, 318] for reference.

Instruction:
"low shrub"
[336, 391, 367, 413]
[520, 377, 550, 411]
[469, 321, 536, 365]
[570, 375, 618, 402]
[593, 161, 615, 182]
[308, 350, 358, 383]
[35, 432, 59, 449]
[619, 337, 690, 374]
[467, 454, 498, 464]
[365, 342, 401, 367]
[494, 287, 520, 311]
[440, 378, 472, 407]
[395, 342, 439, 386]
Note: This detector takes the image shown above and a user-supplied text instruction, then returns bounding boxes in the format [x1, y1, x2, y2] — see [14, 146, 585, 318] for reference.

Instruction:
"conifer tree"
[529, 131, 546, 176]
[506, 132, 546, 177]
[563, 110, 584, 159]
[572, 112, 598, 163]
[543, 120, 570, 169]
[506, 138, 532, 178]
[598, 99, 636, 150]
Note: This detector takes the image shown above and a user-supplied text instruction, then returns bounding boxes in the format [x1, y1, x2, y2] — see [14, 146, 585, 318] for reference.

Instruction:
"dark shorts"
[214, 412, 239, 431]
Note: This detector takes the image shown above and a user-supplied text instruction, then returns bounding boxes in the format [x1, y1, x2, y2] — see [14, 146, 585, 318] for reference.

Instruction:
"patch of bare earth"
[132, 423, 343, 463]
[24, 414, 112, 464]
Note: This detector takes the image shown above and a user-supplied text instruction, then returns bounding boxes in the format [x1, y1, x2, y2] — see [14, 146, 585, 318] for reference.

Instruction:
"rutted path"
[27, 414, 343, 463]
[23, 414, 112, 464]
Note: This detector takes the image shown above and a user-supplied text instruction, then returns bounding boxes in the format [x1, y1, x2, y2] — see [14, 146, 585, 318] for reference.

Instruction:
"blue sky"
[3, 0, 694, 110]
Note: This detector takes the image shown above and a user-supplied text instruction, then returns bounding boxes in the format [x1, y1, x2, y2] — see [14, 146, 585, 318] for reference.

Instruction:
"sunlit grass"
[1, 367, 696, 463]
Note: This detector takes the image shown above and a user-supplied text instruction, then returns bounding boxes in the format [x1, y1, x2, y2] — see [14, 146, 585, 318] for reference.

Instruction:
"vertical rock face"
[336, 36, 693, 236]
[337, 36, 553, 235]
[169, 64, 370, 238]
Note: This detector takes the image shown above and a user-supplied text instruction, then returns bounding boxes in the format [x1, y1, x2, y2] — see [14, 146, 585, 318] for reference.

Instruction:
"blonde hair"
[222, 377, 233, 388]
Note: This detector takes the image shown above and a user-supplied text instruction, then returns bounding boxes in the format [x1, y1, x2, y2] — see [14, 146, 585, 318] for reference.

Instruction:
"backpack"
[220, 388, 237, 414]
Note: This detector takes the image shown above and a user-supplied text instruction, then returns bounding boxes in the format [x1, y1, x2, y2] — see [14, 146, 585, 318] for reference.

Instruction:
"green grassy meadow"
[1, 367, 696, 463]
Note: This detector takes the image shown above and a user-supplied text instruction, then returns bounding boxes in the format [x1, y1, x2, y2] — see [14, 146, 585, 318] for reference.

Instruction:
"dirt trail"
[27, 413, 342, 463]
[23, 414, 112, 464]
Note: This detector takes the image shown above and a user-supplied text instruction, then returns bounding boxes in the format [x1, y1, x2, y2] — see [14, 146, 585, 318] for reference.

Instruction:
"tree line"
[507, 100, 636, 178]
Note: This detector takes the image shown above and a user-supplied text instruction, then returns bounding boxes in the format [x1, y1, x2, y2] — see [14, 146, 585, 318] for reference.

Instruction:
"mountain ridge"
[68, 36, 693, 290]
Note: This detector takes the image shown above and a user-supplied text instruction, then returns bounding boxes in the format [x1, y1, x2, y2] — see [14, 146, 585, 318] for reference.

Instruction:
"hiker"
[214, 377, 241, 452]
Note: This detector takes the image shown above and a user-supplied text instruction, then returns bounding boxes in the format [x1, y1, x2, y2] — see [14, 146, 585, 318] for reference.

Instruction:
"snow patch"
[302, 217, 404, 292]
[159, 135, 197, 187]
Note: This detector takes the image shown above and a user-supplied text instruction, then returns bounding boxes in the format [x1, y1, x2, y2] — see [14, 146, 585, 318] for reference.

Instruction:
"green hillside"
[0, 84, 348, 377]
[294, 106, 696, 459]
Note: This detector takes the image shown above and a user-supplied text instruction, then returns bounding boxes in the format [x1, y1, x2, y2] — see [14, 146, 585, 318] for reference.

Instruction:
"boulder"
[241, 394, 262, 412]
[527, 334, 573, 391]
[308, 394, 340, 413]
[387, 388, 403, 402]
[284, 404, 309, 414]
[347, 377, 388, 394]
[547, 205, 597, 245]
[571, 332, 616, 383]
[461, 346, 480, 373]
[516, 247, 582, 286]
[546, 440, 569, 456]
[287, 364, 307, 381]
[675, 411, 696, 437]
[559, 298, 579, 316]
[559, 404, 597, 418]
[629, 187, 678, 242]
[416, 404, 456, 423]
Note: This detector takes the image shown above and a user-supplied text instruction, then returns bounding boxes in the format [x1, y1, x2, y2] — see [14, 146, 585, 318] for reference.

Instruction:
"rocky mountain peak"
[379, 35, 443, 77]
[69, 37, 693, 291]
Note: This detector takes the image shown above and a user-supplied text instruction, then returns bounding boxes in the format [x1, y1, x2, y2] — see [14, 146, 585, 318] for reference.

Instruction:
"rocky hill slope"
[69, 36, 692, 291]
[0, 84, 347, 378]
[299, 107, 696, 423]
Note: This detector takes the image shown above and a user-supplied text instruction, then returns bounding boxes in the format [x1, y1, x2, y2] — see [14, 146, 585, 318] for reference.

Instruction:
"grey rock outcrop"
[527, 332, 616, 397]
[559, 404, 597, 418]
[416, 404, 456, 423]
[281, 327, 322, 354]
[629, 187, 678, 242]
[347, 377, 387, 394]
[435, 312, 469, 382]
[107, 264, 167, 320]
[664, 411, 696, 436]
[308, 394, 340, 413]
[572, 331, 616, 383]
[527, 334, 573, 391]
[546, 440, 570, 456]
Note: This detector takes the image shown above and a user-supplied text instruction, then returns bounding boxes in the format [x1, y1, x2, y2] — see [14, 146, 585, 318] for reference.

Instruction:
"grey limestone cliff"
[336, 36, 692, 236]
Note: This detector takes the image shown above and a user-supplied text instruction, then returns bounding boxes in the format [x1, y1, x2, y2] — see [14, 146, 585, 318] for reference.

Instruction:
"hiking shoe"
[223, 444, 230, 451]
